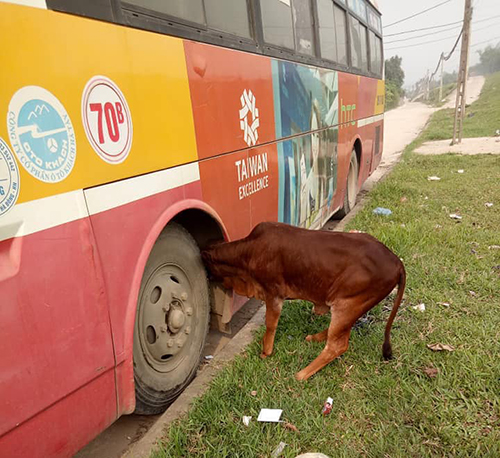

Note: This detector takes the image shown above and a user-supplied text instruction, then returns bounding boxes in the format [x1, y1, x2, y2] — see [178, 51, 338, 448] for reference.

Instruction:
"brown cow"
[202, 222, 406, 380]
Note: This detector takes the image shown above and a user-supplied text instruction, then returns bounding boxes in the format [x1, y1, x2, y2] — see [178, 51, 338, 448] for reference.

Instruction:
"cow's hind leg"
[261, 298, 283, 358]
[306, 329, 328, 342]
[296, 297, 370, 380]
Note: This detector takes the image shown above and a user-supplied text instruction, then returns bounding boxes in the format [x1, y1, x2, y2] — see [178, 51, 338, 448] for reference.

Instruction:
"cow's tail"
[382, 264, 406, 360]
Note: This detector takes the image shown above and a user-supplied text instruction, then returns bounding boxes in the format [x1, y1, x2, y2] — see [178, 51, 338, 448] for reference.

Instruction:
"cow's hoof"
[305, 335, 313, 342]
[260, 352, 268, 359]
[295, 370, 308, 381]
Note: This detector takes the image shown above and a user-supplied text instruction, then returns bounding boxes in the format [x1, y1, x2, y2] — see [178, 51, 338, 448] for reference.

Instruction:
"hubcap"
[138, 264, 194, 372]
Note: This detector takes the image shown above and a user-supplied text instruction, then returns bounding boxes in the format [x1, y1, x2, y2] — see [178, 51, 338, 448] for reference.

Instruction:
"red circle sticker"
[82, 76, 133, 164]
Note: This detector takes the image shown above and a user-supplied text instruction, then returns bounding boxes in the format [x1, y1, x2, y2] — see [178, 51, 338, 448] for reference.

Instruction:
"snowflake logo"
[239, 89, 259, 147]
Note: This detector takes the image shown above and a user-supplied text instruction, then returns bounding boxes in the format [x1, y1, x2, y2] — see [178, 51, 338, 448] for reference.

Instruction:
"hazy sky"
[378, 0, 500, 87]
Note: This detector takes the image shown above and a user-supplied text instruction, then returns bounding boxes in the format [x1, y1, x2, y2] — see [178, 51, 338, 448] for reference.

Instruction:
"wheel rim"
[347, 157, 357, 210]
[138, 263, 195, 373]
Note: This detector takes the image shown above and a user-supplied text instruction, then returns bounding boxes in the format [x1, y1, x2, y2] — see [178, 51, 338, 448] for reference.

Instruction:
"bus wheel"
[336, 150, 359, 219]
[133, 223, 210, 415]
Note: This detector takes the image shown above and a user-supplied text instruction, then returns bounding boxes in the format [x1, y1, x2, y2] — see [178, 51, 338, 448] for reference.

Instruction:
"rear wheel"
[335, 150, 359, 219]
[133, 223, 209, 415]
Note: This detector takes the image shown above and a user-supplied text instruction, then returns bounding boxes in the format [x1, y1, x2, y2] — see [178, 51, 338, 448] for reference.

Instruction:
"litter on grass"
[242, 416, 251, 427]
[449, 213, 462, 220]
[427, 343, 455, 352]
[322, 397, 333, 416]
[257, 409, 282, 422]
[271, 442, 287, 457]
[423, 367, 439, 378]
[437, 302, 450, 307]
[295, 454, 331, 458]
[412, 303, 426, 312]
[427, 176, 441, 181]
[373, 207, 392, 216]
[488, 245, 500, 250]
[284, 422, 300, 433]
[250, 390, 257, 396]
[204, 355, 214, 360]
[457, 169, 464, 174]
[485, 202, 494, 208]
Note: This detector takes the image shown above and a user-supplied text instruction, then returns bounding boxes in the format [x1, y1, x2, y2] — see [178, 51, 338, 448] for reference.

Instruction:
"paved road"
[443, 75, 485, 109]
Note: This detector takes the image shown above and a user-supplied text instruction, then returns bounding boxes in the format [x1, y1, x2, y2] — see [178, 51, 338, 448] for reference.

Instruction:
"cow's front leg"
[261, 298, 283, 358]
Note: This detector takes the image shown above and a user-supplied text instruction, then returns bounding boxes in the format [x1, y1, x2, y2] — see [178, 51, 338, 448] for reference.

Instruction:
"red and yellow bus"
[0, 0, 384, 456]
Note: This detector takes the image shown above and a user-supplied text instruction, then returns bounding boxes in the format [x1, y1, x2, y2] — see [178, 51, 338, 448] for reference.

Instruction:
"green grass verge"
[153, 157, 500, 457]
[420, 72, 500, 142]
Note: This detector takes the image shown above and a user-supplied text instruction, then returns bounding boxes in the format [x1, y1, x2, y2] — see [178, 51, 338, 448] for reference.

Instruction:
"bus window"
[350, 16, 368, 71]
[334, 4, 348, 65]
[317, 0, 348, 65]
[205, 0, 251, 38]
[348, 0, 367, 22]
[292, 0, 315, 56]
[369, 30, 382, 75]
[125, 0, 205, 25]
[317, 0, 337, 61]
[260, 0, 294, 50]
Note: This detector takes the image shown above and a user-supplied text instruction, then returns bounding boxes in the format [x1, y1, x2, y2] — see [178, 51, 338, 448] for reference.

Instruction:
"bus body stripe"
[84, 162, 200, 216]
[0, 0, 46, 8]
[0, 163, 200, 242]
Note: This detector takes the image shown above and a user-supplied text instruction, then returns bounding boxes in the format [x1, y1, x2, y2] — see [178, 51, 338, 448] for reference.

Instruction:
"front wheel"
[335, 150, 359, 219]
[133, 223, 210, 415]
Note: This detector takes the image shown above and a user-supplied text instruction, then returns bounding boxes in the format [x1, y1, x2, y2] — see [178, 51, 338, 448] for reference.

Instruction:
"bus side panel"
[0, 208, 116, 457]
[0, 371, 115, 458]
[184, 40, 277, 162]
[336, 73, 357, 208]
[84, 176, 204, 415]
[271, 60, 340, 229]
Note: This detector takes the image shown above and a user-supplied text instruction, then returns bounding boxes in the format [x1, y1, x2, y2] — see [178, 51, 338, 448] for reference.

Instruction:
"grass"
[152, 77, 500, 458]
[420, 72, 500, 142]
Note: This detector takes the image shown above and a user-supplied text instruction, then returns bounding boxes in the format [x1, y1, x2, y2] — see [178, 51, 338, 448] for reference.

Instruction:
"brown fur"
[202, 222, 406, 380]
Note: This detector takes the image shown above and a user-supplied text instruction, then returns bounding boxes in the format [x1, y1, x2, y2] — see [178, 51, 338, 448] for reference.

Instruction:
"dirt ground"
[415, 136, 500, 155]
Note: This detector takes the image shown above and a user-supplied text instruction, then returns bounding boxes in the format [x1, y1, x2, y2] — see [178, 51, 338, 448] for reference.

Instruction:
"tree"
[385, 56, 405, 90]
[385, 56, 405, 110]
[476, 45, 500, 75]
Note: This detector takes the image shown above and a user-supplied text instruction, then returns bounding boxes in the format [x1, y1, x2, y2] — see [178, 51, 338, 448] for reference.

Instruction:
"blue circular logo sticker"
[7, 86, 76, 183]
[0, 137, 20, 217]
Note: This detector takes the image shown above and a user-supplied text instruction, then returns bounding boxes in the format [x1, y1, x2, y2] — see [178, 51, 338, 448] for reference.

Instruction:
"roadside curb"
[123, 306, 265, 458]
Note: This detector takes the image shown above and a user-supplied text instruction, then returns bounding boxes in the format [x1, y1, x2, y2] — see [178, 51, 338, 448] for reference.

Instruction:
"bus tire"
[335, 150, 359, 219]
[133, 222, 210, 415]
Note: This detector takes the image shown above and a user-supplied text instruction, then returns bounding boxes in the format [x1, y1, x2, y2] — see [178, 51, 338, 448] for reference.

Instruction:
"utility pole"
[452, 0, 473, 145]
[425, 69, 430, 101]
[439, 53, 444, 102]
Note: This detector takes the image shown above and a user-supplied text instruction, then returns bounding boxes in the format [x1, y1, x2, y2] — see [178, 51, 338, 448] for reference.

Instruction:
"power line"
[384, 20, 463, 37]
[430, 29, 463, 79]
[384, 0, 453, 29]
[385, 22, 500, 51]
[471, 36, 500, 48]
[385, 32, 465, 51]
[384, 15, 500, 43]
[385, 24, 461, 44]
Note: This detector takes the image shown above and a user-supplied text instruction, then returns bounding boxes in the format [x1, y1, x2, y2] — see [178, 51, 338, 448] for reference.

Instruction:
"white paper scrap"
[257, 408, 283, 422]
[242, 416, 252, 426]
[271, 441, 287, 457]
